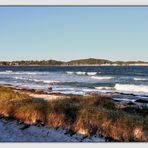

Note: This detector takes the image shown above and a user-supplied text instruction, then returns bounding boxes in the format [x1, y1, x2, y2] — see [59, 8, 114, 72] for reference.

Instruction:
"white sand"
[29, 93, 67, 101]
[0, 118, 105, 142]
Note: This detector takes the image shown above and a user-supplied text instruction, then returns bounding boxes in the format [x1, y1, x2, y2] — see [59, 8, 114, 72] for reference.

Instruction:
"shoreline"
[0, 84, 148, 142]
[0, 84, 106, 142]
[2, 84, 148, 107]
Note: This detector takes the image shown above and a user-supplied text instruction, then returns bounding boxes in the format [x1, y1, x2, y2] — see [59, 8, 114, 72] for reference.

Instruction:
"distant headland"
[0, 58, 148, 66]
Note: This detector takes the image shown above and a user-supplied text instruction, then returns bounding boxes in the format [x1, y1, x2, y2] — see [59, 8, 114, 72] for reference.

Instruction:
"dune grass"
[0, 85, 148, 141]
[0, 86, 30, 101]
[0, 86, 31, 117]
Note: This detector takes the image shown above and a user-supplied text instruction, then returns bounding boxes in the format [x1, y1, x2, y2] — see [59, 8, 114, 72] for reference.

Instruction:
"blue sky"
[0, 7, 148, 61]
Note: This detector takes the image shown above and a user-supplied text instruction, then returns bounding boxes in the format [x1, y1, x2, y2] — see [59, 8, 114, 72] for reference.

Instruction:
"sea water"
[0, 66, 148, 102]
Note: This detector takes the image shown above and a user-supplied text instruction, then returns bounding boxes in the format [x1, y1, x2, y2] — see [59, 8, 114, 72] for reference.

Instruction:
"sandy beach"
[0, 84, 148, 142]
[0, 117, 105, 142]
[0, 85, 106, 142]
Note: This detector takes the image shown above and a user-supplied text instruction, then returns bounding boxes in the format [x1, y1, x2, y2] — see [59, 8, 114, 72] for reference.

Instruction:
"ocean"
[0, 66, 148, 102]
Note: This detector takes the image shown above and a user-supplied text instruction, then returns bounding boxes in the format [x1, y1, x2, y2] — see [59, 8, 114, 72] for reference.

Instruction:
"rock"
[127, 102, 135, 105]
[135, 99, 148, 103]
[116, 101, 136, 109]
[20, 124, 30, 130]
[113, 99, 121, 102]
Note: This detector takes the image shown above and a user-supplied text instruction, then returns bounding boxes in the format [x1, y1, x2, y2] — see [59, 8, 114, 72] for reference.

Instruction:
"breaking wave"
[75, 71, 86, 75]
[43, 80, 60, 84]
[14, 77, 60, 84]
[0, 71, 50, 75]
[66, 71, 86, 75]
[95, 86, 113, 90]
[91, 76, 113, 80]
[133, 77, 148, 81]
[66, 71, 98, 76]
[66, 71, 74, 75]
[115, 84, 148, 93]
[87, 72, 97, 76]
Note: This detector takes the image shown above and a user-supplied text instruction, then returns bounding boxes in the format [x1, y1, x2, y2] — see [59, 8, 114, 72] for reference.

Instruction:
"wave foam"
[115, 84, 148, 93]
[91, 76, 113, 80]
[66, 71, 86, 75]
[95, 86, 113, 90]
[66, 71, 74, 75]
[43, 80, 60, 84]
[14, 77, 59, 84]
[5, 70, 13, 72]
[87, 72, 97, 76]
[66, 71, 98, 76]
[0, 71, 50, 75]
[133, 78, 148, 81]
[75, 71, 86, 75]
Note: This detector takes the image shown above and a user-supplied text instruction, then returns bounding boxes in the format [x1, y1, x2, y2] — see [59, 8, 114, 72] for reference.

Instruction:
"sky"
[0, 7, 148, 61]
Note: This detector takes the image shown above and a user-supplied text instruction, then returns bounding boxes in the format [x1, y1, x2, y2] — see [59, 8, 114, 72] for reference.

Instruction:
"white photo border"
[0, 0, 148, 5]
[0, 0, 147, 148]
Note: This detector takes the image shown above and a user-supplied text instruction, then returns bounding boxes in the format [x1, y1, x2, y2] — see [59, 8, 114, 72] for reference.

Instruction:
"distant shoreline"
[0, 64, 148, 67]
[0, 58, 148, 66]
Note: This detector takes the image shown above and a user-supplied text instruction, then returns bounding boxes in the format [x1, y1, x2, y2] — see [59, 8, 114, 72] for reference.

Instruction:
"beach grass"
[0, 86, 30, 101]
[0, 85, 148, 141]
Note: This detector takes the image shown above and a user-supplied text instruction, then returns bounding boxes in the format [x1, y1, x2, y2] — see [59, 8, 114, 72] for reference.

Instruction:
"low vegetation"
[0, 85, 148, 141]
[0, 86, 30, 101]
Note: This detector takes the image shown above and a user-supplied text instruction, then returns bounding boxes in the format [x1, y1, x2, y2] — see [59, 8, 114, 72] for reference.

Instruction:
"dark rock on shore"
[135, 99, 148, 103]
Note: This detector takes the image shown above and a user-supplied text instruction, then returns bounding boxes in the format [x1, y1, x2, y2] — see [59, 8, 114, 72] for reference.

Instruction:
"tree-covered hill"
[0, 58, 148, 66]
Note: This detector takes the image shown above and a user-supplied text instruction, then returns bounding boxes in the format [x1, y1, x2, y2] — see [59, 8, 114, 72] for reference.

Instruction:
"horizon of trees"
[0, 58, 148, 66]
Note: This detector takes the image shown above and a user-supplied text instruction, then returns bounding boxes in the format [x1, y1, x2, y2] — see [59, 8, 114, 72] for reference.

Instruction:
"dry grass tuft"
[14, 102, 46, 124]
[0, 86, 31, 102]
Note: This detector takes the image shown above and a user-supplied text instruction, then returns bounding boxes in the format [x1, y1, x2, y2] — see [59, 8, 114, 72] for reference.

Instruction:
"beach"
[0, 83, 148, 142]
[0, 85, 107, 142]
[0, 117, 105, 142]
[0, 66, 148, 142]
